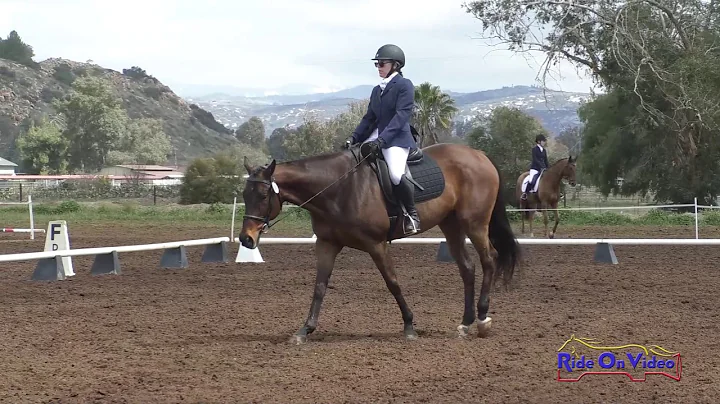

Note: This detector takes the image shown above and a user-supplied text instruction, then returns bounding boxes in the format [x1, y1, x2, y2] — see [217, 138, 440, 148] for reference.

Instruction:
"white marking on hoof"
[477, 317, 492, 338]
[457, 324, 470, 338]
[529, 233, 534, 238]
[291, 335, 306, 345]
[549, 232, 555, 239]
[405, 331, 418, 341]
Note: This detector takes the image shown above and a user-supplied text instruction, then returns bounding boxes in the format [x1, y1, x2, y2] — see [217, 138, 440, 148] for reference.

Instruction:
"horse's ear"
[568, 155, 574, 163]
[243, 156, 253, 174]
[264, 159, 277, 175]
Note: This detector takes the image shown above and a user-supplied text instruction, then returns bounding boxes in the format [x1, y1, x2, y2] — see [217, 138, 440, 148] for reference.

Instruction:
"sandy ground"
[0, 223, 717, 403]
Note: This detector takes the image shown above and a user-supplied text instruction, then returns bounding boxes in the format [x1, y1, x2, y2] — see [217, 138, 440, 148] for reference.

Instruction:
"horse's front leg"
[550, 202, 560, 239]
[293, 238, 342, 344]
[368, 241, 417, 340]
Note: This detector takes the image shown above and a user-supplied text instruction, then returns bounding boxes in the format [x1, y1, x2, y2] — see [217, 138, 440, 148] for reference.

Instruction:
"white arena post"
[0, 195, 45, 240]
[231, 196, 237, 240]
[0, 236, 231, 281]
[695, 197, 699, 239]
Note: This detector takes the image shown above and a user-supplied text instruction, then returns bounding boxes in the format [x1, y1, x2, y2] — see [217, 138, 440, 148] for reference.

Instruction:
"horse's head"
[562, 156, 577, 187]
[238, 156, 282, 249]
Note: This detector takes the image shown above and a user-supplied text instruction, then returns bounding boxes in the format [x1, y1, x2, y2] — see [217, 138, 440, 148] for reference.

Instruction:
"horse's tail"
[489, 166, 521, 286]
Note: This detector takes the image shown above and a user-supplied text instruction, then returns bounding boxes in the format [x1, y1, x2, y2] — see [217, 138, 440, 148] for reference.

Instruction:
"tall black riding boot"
[394, 175, 421, 235]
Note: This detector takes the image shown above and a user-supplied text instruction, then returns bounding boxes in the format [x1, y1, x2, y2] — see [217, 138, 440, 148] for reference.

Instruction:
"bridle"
[242, 177, 279, 234]
[242, 147, 372, 233]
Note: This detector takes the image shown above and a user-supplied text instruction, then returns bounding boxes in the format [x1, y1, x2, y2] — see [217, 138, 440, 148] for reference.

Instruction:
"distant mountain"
[0, 58, 238, 165]
[185, 85, 590, 137]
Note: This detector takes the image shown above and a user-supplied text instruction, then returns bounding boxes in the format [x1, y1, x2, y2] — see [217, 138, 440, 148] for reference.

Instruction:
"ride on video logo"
[556, 334, 682, 382]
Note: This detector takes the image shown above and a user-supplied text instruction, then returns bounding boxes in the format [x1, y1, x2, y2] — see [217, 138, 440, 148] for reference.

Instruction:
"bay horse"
[238, 142, 520, 344]
[515, 156, 577, 238]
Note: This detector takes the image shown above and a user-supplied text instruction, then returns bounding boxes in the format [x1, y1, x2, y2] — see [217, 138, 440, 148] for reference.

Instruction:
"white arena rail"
[234, 236, 720, 246]
[0, 234, 231, 282]
[0, 237, 230, 262]
[232, 235, 720, 266]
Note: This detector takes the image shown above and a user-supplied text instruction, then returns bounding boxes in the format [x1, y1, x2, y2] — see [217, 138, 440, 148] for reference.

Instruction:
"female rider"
[344, 44, 420, 235]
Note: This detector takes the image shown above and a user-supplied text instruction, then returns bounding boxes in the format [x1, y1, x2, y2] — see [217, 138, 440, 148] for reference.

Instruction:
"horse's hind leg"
[439, 214, 476, 338]
[367, 241, 417, 340]
[465, 224, 499, 338]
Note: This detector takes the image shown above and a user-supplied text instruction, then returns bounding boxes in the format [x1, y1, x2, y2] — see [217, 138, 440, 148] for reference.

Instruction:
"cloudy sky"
[3, 0, 596, 97]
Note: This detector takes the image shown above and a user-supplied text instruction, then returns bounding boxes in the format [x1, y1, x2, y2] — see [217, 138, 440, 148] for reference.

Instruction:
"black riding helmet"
[535, 134, 547, 143]
[372, 44, 405, 69]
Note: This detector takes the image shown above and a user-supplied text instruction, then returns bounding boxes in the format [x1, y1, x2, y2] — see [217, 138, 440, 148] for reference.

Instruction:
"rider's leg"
[525, 169, 539, 198]
[383, 146, 420, 235]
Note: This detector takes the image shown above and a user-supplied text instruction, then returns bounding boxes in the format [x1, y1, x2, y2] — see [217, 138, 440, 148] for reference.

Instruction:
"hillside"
[0, 58, 238, 165]
[186, 85, 591, 137]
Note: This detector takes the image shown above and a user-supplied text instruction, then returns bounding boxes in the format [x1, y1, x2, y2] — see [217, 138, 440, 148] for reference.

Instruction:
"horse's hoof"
[529, 233, 534, 238]
[405, 329, 419, 341]
[549, 233, 555, 239]
[477, 317, 492, 338]
[457, 324, 470, 338]
[291, 334, 307, 345]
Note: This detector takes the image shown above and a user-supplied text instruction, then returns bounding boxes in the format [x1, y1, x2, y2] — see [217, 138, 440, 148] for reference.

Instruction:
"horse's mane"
[279, 149, 351, 168]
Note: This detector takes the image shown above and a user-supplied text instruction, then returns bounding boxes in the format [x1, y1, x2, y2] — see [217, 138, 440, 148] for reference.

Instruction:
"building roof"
[113, 164, 178, 171]
[0, 157, 18, 167]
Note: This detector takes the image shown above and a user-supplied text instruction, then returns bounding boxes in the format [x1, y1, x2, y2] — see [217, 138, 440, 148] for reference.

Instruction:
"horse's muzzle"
[238, 233, 256, 249]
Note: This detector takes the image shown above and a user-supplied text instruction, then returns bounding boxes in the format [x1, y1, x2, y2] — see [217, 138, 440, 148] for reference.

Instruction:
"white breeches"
[522, 169, 540, 192]
[364, 129, 409, 185]
[382, 147, 410, 185]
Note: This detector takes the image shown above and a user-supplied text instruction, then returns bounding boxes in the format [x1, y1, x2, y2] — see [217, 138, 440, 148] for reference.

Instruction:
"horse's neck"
[274, 153, 356, 216]
[542, 160, 567, 190]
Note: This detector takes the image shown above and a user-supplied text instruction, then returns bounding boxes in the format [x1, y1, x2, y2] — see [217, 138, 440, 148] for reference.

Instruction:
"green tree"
[15, 117, 69, 174]
[0, 30, 38, 68]
[54, 76, 127, 172]
[556, 126, 583, 155]
[235, 116, 266, 149]
[466, 106, 548, 199]
[121, 118, 172, 164]
[463, 0, 720, 204]
[266, 126, 294, 162]
[282, 113, 336, 160]
[179, 145, 267, 204]
[412, 82, 459, 147]
[326, 100, 369, 149]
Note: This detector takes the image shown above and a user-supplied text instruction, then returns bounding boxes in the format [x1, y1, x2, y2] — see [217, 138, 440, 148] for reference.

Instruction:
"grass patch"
[506, 206, 713, 226]
[0, 200, 313, 234]
[1, 201, 717, 233]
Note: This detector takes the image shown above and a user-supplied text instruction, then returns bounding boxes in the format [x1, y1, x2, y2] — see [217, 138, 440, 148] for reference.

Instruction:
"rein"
[243, 147, 372, 233]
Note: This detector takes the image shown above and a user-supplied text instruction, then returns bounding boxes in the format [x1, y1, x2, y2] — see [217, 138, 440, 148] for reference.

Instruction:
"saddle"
[525, 169, 545, 195]
[356, 142, 445, 240]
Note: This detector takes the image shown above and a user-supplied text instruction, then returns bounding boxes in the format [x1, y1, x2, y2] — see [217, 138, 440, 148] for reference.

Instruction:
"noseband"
[242, 177, 280, 233]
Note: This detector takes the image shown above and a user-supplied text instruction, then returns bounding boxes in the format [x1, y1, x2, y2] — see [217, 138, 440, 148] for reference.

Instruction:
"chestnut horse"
[515, 156, 577, 238]
[238, 142, 520, 344]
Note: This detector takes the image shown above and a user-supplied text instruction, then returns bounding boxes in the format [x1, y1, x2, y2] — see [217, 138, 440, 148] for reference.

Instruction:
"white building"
[0, 157, 17, 176]
[97, 164, 184, 186]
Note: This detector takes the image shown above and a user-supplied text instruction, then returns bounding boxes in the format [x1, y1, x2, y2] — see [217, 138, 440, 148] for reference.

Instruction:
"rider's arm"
[351, 88, 378, 143]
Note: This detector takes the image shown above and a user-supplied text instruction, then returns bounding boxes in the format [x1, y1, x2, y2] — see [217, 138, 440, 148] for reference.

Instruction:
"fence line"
[234, 236, 720, 246]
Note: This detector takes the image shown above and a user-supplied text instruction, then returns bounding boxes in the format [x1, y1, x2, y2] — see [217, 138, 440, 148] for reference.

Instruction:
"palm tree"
[412, 82, 459, 147]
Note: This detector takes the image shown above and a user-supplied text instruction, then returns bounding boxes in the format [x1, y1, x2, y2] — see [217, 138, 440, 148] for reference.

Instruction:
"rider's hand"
[343, 136, 355, 149]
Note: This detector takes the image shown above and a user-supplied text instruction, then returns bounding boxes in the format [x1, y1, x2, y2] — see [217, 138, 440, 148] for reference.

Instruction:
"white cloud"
[3, 0, 597, 95]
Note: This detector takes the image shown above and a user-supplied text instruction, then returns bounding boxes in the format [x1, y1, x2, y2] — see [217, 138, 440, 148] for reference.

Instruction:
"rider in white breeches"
[344, 43, 420, 235]
[524, 169, 539, 192]
[364, 130, 409, 185]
